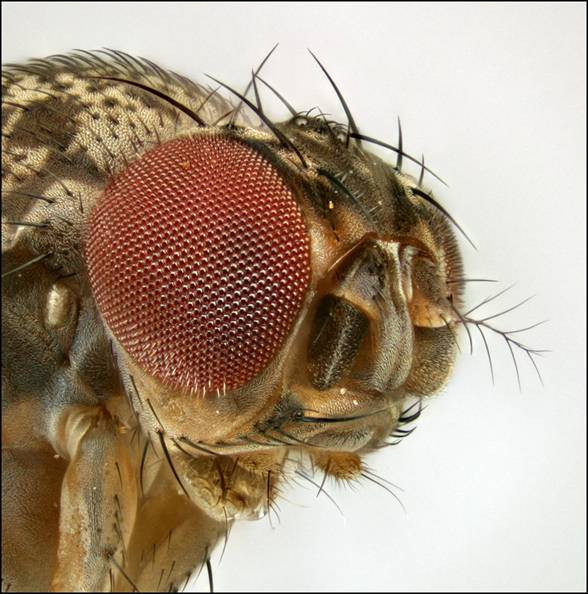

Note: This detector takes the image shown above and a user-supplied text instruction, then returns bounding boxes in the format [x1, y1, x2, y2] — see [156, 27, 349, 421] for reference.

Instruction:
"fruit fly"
[1, 48, 543, 592]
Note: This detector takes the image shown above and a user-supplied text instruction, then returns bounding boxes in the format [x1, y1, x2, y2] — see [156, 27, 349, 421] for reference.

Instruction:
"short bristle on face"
[85, 134, 311, 393]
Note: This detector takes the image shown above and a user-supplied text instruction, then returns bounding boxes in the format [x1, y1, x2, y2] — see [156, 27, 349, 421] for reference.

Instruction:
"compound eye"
[85, 135, 311, 393]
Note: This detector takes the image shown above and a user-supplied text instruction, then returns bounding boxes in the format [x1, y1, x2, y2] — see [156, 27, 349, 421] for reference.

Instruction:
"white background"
[2, 2, 585, 592]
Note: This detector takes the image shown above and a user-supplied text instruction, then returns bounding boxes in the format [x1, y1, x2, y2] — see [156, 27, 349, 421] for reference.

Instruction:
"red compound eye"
[85, 135, 310, 393]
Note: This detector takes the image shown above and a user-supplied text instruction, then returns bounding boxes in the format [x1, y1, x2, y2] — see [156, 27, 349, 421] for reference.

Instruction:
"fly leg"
[119, 489, 225, 592]
[50, 404, 138, 592]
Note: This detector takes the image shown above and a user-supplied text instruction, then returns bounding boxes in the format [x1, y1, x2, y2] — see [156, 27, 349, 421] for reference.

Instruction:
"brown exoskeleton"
[1, 49, 543, 592]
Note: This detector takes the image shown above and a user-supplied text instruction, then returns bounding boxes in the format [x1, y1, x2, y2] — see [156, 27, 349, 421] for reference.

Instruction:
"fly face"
[83, 107, 464, 498]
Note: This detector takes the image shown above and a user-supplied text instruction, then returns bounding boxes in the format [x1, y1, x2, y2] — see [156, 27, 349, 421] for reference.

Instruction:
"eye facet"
[85, 134, 311, 394]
